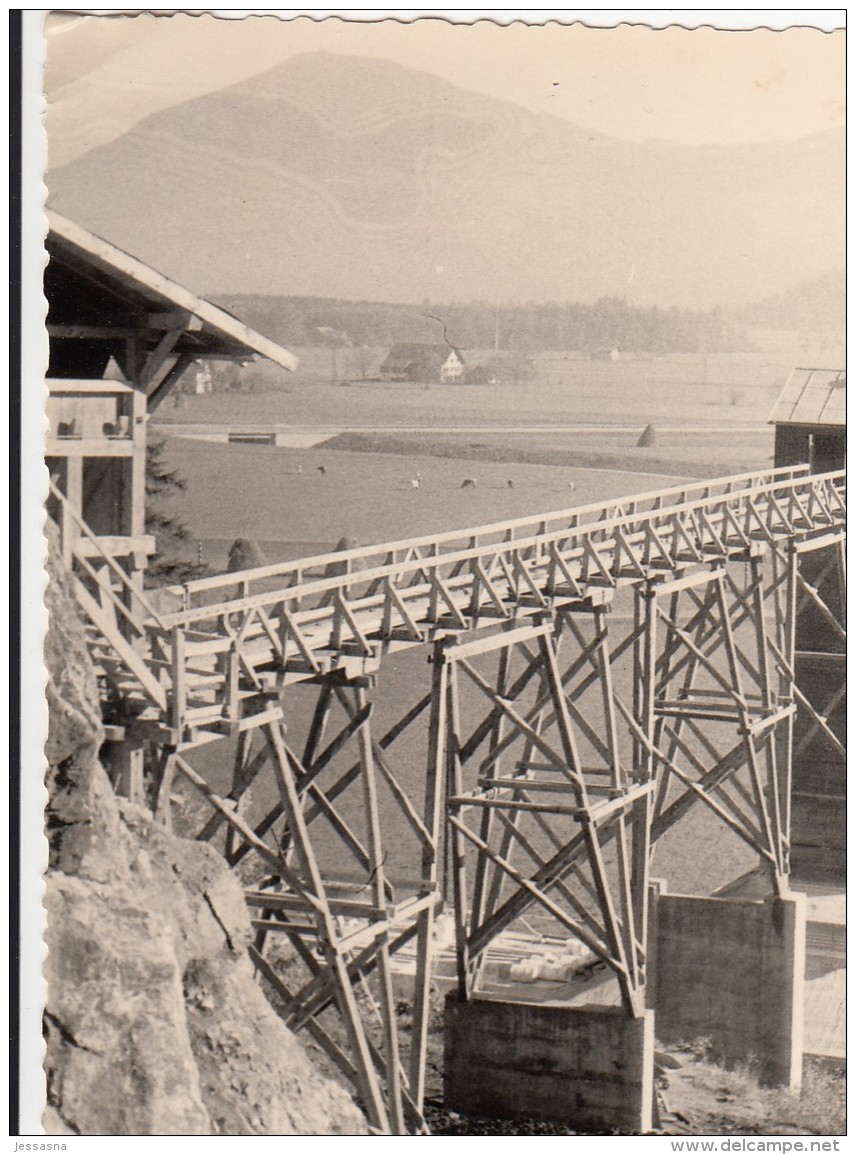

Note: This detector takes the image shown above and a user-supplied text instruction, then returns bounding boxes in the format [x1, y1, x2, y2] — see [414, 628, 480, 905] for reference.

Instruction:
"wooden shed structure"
[770, 366, 845, 474]
[771, 367, 846, 883]
[44, 210, 297, 578]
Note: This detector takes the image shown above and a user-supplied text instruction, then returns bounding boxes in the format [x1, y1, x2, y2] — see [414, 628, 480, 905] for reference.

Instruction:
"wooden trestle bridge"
[53, 463, 846, 1134]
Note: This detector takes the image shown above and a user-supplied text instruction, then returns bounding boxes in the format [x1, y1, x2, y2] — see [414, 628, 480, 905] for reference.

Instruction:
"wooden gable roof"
[769, 367, 846, 428]
[45, 210, 298, 383]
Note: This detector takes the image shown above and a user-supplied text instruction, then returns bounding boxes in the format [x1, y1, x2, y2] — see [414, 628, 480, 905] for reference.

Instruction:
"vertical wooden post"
[106, 739, 145, 806]
[152, 745, 178, 828]
[225, 731, 251, 859]
[64, 455, 83, 567]
[469, 636, 511, 946]
[749, 553, 786, 881]
[409, 644, 448, 1110]
[263, 718, 391, 1133]
[631, 584, 656, 998]
[446, 658, 471, 998]
[353, 685, 406, 1134]
[224, 642, 241, 734]
[170, 626, 186, 740]
[778, 544, 798, 877]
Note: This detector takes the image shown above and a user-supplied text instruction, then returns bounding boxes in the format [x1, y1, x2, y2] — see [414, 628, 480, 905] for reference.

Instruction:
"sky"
[43, 11, 845, 169]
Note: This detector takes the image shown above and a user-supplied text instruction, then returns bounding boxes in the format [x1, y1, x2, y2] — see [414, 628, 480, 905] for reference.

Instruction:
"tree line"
[214, 294, 748, 355]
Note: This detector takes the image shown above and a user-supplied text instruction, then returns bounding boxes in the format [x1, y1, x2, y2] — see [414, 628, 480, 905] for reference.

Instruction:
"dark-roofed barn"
[380, 343, 465, 384]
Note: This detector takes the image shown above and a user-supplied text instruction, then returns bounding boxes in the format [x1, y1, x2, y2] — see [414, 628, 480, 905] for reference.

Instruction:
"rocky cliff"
[43, 529, 366, 1135]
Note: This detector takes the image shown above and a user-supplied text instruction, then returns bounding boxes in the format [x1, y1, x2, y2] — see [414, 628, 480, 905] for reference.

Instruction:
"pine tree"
[144, 439, 209, 586]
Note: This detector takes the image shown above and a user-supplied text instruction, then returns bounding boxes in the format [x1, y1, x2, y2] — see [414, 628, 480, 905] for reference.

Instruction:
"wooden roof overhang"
[768, 366, 846, 429]
[45, 210, 297, 409]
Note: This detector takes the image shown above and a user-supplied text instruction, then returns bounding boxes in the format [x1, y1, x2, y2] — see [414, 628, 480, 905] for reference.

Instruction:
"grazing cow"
[567, 481, 576, 491]
[461, 478, 477, 489]
[296, 464, 303, 474]
[410, 478, 421, 489]
[317, 464, 327, 474]
[506, 479, 514, 489]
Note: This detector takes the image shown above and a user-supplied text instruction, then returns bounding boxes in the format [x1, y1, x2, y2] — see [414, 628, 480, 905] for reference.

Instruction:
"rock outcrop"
[43, 527, 366, 1135]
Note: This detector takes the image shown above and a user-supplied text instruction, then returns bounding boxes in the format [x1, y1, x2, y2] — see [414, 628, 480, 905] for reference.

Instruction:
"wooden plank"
[441, 621, 550, 662]
[261, 720, 391, 1133]
[351, 684, 405, 1133]
[409, 648, 448, 1107]
[73, 581, 167, 709]
[156, 467, 832, 628]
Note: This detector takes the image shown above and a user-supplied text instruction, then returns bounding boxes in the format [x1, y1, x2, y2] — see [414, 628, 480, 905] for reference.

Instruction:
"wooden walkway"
[54, 463, 846, 1133]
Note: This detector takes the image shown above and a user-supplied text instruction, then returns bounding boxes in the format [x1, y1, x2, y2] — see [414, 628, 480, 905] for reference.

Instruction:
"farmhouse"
[380, 343, 465, 383]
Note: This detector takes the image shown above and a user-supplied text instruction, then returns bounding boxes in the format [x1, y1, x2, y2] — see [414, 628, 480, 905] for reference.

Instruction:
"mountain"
[738, 270, 845, 335]
[47, 52, 845, 310]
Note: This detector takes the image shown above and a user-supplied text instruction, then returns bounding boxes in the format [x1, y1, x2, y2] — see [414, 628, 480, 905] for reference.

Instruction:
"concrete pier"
[443, 993, 654, 1133]
[650, 886, 806, 1089]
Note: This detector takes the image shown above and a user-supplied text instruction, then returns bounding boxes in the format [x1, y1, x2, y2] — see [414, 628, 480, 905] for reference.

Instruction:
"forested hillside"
[212, 294, 748, 355]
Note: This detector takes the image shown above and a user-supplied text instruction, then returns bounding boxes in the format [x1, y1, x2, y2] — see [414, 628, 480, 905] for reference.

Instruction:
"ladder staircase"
[50, 479, 168, 717]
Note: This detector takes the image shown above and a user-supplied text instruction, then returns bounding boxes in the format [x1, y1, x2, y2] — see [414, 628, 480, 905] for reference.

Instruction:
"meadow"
[152, 346, 821, 569]
[157, 345, 798, 432]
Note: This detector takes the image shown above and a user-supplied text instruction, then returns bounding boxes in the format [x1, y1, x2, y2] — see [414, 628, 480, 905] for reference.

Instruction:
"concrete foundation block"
[651, 887, 806, 1090]
[443, 993, 654, 1134]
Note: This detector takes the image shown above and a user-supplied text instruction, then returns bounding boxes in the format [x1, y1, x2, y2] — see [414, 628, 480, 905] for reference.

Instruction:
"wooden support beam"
[147, 310, 203, 331]
[71, 462, 845, 1132]
[261, 720, 391, 1133]
[146, 351, 194, 411]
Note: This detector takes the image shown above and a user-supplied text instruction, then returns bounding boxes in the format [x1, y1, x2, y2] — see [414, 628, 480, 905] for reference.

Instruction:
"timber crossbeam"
[55, 463, 846, 1134]
[129, 466, 844, 741]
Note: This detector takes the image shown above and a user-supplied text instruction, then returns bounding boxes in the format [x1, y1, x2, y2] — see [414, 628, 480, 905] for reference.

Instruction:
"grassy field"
[323, 427, 772, 478]
[157, 435, 702, 563]
[156, 347, 798, 431]
[153, 351, 799, 501]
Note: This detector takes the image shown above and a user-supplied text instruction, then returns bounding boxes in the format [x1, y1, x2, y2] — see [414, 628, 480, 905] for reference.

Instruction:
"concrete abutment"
[649, 885, 806, 1090]
[443, 993, 655, 1133]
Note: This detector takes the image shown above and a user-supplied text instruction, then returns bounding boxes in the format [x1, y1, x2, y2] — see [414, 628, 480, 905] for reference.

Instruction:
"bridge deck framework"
[53, 463, 845, 1134]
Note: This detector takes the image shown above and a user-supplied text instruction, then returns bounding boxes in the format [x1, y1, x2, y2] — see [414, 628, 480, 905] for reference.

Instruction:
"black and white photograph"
[20, 9, 845, 1140]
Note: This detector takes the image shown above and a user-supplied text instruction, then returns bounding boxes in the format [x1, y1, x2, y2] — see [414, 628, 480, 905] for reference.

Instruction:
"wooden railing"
[162, 465, 815, 618]
[54, 465, 846, 742]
